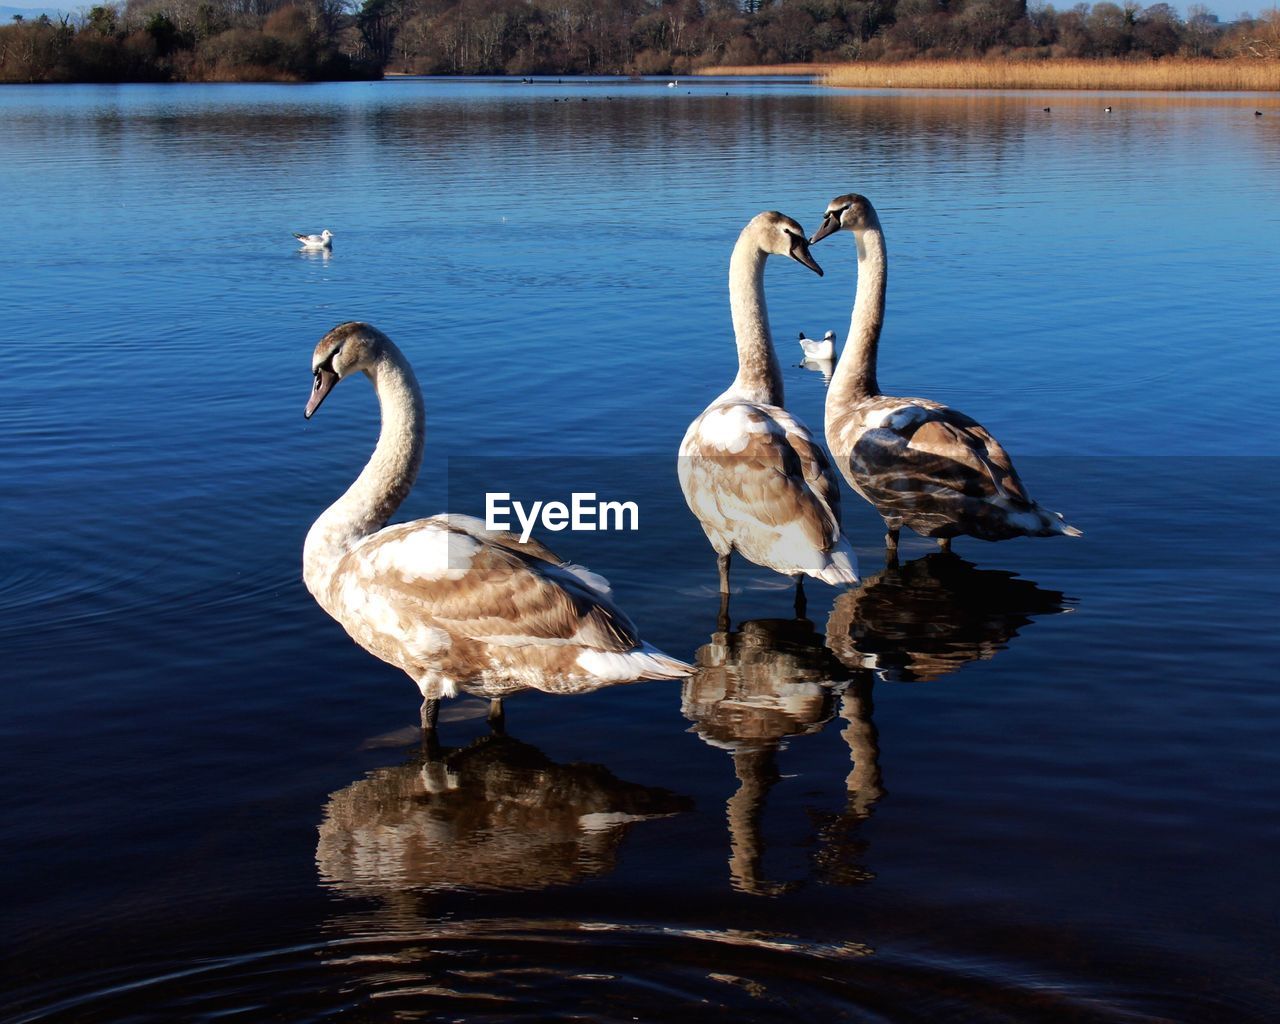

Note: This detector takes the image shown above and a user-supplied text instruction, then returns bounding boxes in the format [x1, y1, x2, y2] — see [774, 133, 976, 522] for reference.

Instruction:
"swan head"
[747, 211, 823, 276]
[305, 321, 389, 419]
[809, 193, 877, 244]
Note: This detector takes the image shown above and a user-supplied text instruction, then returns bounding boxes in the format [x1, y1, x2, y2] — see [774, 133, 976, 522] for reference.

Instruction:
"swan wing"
[845, 400, 1030, 502]
[771, 407, 844, 532]
[680, 401, 843, 555]
[429, 513, 613, 598]
[899, 405, 1031, 503]
[335, 519, 638, 654]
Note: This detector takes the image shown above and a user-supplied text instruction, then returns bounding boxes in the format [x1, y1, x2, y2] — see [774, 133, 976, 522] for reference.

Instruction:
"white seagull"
[798, 330, 836, 360]
[294, 229, 333, 250]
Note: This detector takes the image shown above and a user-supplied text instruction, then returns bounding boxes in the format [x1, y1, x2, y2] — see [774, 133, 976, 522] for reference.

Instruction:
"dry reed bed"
[700, 60, 1279, 91]
[823, 59, 1279, 91]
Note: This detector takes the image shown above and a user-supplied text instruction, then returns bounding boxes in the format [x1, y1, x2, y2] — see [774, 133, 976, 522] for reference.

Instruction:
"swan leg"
[420, 697, 440, 734]
[885, 524, 900, 554]
[937, 537, 952, 553]
[488, 698, 506, 734]
[717, 590, 731, 633]
[794, 577, 807, 618]
[717, 552, 732, 595]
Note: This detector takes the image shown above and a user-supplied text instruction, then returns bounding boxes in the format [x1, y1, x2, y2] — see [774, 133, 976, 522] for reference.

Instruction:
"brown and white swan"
[808, 193, 1081, 553]
[303, 322, 691, 729]
[678, 212, 859, 608]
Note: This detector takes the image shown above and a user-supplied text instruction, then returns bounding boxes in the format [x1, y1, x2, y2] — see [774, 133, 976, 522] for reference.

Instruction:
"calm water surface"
[2, 78, 1278, 1022]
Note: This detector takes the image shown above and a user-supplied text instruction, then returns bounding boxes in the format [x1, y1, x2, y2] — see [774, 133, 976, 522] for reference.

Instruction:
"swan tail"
[1048, 508, 1083, 537]
[816, 537, 860, 585]
[576, 643, 693, 682]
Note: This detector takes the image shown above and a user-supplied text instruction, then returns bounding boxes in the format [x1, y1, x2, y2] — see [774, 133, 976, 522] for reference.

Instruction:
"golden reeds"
[823, 59, 1279, 91]
[699, 59, 1279, 91]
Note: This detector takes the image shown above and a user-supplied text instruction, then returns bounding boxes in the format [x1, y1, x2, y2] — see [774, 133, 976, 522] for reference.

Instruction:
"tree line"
[3, 0, 1278, 82]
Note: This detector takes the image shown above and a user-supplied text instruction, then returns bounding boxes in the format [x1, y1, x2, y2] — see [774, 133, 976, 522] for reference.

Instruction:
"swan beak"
[305, 368, 338, 419]
[809, 212, 841, 245]
[789, 237, 823, 276]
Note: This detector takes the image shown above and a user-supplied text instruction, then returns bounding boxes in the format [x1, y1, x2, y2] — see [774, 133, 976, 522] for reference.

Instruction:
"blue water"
[2, 78, 1278, 1021]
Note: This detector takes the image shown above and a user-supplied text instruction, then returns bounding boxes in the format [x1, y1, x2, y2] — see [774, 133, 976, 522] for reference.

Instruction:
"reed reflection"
[317, 731, 692, 898]
[825, 552, 1072, 684]
[682, 615, 880, 894]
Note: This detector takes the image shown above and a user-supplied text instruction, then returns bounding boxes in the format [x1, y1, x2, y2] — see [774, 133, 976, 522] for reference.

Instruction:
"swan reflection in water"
[317, 731, 692, 897]
[826, 552, 1072, 684]
[686, 555, 1071, 893]
[682, 615, 881, 894]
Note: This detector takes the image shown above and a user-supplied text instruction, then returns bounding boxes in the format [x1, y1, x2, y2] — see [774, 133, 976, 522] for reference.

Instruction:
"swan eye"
[314, 370, 323, 388]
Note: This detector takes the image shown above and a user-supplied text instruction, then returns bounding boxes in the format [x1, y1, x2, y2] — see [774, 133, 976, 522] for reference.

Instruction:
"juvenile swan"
[809, 193, 1080, 553]
[303, 322, 690, 727]
[678, 212, 859, 603]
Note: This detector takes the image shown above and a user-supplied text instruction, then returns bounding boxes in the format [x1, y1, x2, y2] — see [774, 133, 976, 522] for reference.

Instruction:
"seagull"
[294, 229, 333, 250]
[798, 329, 836, 361]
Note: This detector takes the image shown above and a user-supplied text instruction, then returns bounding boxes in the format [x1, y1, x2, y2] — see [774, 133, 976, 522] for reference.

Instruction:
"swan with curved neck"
[678, 212, 859, 608]
[304, 322, 690, 729]
[809, 193, 1080, 553]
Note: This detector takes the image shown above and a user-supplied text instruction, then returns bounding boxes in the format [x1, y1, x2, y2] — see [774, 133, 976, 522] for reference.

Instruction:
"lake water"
[2, 77, 1278, 1022]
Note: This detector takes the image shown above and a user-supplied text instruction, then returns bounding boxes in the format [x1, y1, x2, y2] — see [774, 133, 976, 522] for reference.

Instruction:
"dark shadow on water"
[317, 730, 693, 898]
[826, 552, 1073, 684]
[681, 557, 1071, 896]
[682, 614, 881, 895]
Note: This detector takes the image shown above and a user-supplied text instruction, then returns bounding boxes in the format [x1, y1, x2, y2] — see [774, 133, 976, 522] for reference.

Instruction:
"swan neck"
[829, 223, 886, 407]
[304, 346, 424, 596]
[726, 231, 783, 407]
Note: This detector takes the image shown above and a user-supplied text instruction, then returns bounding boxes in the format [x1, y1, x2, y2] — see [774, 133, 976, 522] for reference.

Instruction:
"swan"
[808, 193, 1081, 554]
[294, 229, 333, 250]
[678, 212, 859, 606]
[303, 322, 691, 729]
[798, 329, 836, 360]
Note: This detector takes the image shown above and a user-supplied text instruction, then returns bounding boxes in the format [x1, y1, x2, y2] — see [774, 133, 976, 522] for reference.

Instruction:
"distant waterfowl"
[1256, 110, 1264, 116]
[303, 322, 690, 730]
[294, 229, 333, 250]
[808, 193, 1081, 554]
[1104, 105, 1112, 112]
[678, 213, 859, 607]
[667, 80, 677, 88]
[1042, 106, 1051, 112]
[798, 329, 836, 361]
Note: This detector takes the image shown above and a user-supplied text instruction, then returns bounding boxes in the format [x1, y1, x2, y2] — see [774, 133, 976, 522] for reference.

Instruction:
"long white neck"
[724, 229, 783, 408]
[827, 219, 887, 417]
[303, 346, 424, 598]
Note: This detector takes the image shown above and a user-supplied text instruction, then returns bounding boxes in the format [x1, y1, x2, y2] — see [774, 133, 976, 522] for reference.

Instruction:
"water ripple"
[12, 917, 1252, 1024]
